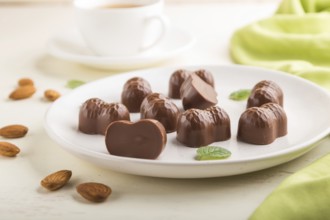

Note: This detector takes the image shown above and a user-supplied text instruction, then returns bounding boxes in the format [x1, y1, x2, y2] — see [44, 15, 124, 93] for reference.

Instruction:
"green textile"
[249, 153, 330, 220]
[230, 0, 330, 89]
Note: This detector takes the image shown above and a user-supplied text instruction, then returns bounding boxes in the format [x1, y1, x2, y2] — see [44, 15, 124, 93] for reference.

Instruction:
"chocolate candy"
[180, 73, 218, 110]
[140, 93, 180, 133]
[168, 69, 215, 99]
[176, 106, 231, 147]
[79, 98, 130, 135]
[237, 103, 287, 145]
[194, 69, 215, 87]
[121, 77, 152, 112]
[247, 80, 283, 108]
[105, 119, 167, 159]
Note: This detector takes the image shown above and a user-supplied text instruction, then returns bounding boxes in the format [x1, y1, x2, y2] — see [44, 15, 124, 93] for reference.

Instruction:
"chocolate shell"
[180, 73, 218, 110]
[247, 80, 283, 108]
[79, 98, 130, 135]
[176, 106, 231, 147]
[140, 93, 180, 133]
[237, 103, 287, 145]
[194, 69, 215, 87]
[121, 77, 152, 112]
[105, 119, 167, 159]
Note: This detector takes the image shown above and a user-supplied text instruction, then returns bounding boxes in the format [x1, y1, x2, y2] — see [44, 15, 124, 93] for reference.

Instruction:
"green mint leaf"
[229, 89, 251, 101]
[66, 80, 86, 89]
[196, 146, 231, 161]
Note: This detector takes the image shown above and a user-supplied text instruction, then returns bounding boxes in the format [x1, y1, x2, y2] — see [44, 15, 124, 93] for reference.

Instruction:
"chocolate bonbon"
[168, 69, 215, 99]
[79, 98, 130, 135]
[237, 103, 287, 145]
[176, 106, 231, 147]
[180, 73, 218, 110]
[105, 119, 167, 159]
[140, 93, 180, 133]
[247, 80, 283, 108]
[121, 77, 152, 112]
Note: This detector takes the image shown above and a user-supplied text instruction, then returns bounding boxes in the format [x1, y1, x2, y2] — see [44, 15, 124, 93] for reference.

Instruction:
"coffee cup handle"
[140, 15, 169, 52]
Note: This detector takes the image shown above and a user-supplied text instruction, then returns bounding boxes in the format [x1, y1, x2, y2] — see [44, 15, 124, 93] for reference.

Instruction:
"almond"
[44, 89, 61, 102]
[0, 142, 20, 157]
[18, 78, 34, 87]
[9, 85, 36, 100]
[0, 124, 28, 138]
[41, 170, 72, 191]
[76, 182, 112, 203]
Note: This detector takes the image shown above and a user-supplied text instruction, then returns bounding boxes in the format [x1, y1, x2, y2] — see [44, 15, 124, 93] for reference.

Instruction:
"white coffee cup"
[74, 0, 169, 57]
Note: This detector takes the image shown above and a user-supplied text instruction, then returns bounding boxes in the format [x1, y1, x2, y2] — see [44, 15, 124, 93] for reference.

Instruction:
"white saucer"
[48, 27, 195, 70]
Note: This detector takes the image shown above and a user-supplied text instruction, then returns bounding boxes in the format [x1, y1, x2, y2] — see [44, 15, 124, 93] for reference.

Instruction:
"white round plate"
[44, 65, 330, 178]
[48, 27, 195, 70]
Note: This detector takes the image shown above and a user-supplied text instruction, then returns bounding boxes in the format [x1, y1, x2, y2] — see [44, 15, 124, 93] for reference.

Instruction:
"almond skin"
[76, 182, 112, 203]
[0, 124, 28, 138]
[44, 89, 61, 102]
[18, 78, 34, 87]
[0, 142, 20, 157]
[9, 85, 36, 100]
[41, 170, 72, 191]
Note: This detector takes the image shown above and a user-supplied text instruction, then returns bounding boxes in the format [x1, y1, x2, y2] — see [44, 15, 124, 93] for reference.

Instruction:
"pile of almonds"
[2, 78, 111, 203]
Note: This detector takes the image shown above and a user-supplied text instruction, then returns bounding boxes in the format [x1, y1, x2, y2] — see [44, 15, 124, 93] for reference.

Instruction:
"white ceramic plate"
[44, 65, 330, 178]
[48, 27, 195, 70]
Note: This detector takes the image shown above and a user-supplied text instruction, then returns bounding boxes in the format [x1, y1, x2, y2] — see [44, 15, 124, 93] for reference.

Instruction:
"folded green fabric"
[230, 0, 330, 89]
[249, 153, 330, 220]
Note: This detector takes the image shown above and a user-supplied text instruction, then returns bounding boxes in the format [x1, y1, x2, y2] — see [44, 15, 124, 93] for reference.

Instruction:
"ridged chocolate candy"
[247, 80, 283, 108]
[180, 73, 218, 110]
[79, 98, 130, 135]
[237, 103, 287, 145]
[176, 106, 231, 147]
[121, 77, 152, 112]
[105, 119, 167, 159]
[140, 93, 180, 133]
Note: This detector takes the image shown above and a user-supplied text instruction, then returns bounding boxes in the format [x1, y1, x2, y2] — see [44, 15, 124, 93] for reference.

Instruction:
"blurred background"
[0, 0, 280, 3]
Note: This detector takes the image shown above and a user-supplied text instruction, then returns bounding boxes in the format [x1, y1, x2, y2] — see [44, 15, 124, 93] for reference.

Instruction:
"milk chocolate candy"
[168, 69, 191, 99]
[247, 80, 283, 108]
[237, 103, 287, 145]
[176, 106, 231, 147]
[105, 119, 167, 159]
[194, 69, 215, 87]
[121, 77, 152, 112]
[79, 98, 130, 135]
[140, 93, 180, 133]
[180, 73, 218, 110]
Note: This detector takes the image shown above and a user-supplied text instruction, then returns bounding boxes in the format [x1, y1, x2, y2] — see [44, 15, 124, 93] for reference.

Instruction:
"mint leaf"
[66, 80, 86, 89]
[196, 146, 231, 161]
[229, 89, 251, 101]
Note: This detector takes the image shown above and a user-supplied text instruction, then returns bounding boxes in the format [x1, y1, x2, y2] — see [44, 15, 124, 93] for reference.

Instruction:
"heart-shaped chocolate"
[238, 103, 287, 145]
[176, 106, 231, 147]
[180, 73, 218, 110]
[121, 77, 152, 113]
[247, 80, 283, 108]
[105, 119, 167, 159]
[168, 69, 215, 99]
[79, 98, 130, 135]
[140, 93, 180, 133]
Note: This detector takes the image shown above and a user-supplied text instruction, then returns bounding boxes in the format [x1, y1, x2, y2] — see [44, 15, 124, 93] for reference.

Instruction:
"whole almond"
[9, 85, 36, 100]
[44, 89, 61, 102]
[0, 142, 20, 157]
[76, 182, 112, 203]
[18, 78, 34, 87]
[41, 170, 72, 191]
[0, 124, 28, 138]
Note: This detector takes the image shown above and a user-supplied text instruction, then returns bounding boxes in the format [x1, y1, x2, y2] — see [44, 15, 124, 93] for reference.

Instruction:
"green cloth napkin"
[250, 153, 330, 220]
[230, 0, 330, 89]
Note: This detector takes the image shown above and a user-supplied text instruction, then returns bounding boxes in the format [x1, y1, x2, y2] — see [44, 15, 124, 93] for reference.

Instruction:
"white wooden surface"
[0, 2, 329, 220]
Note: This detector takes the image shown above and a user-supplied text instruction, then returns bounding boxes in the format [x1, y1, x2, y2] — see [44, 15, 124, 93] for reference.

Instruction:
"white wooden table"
[0, 2, 329, 219]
